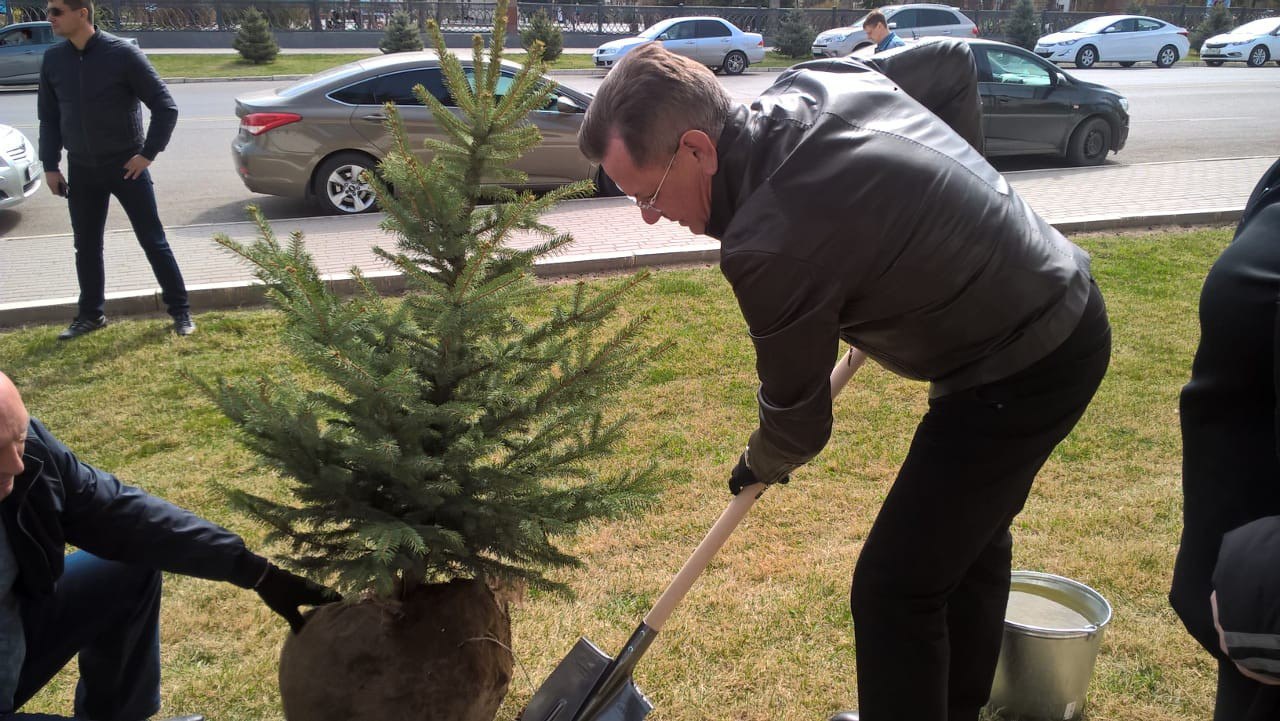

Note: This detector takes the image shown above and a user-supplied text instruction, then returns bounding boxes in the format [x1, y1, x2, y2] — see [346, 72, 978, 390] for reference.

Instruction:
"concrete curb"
[0, 211, 1239, 330]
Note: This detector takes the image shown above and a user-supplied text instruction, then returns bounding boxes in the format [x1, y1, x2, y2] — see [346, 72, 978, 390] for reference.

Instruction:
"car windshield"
[638, 19, 678, 39]
[279, 62, 364, 98]
[1233, 17, 1280, 35]
[1062, 17, 1120, 34]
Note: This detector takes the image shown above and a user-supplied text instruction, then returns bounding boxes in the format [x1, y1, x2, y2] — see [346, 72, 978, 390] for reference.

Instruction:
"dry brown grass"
[0, 226, 1232, 720]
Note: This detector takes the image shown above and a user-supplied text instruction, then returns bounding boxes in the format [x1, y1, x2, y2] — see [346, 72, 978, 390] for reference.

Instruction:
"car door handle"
[361, 113, 386, 122]
[942, 30, 952, 34]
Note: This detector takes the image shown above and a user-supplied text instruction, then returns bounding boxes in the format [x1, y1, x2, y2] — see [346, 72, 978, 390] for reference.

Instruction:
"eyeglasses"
[45, 6, 67, 16]
[627, 148, 678, 214]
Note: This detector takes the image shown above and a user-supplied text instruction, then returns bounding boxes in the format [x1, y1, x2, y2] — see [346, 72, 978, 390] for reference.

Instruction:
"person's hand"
[122, 154, 151, 180]
[45, 170, 67, 197]
[727, 453, 788, 495]
[255, 564, 342, 634]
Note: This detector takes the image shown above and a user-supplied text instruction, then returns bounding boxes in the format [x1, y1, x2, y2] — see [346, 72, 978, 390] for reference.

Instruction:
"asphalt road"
[1, 64, 1276, 239]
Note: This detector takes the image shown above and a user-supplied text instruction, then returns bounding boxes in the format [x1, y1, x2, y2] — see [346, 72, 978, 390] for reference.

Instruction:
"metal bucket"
[986, 571, 1112, 721]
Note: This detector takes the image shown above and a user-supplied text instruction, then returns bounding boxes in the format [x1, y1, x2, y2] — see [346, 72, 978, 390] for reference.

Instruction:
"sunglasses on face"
[45, 6, 76, 16]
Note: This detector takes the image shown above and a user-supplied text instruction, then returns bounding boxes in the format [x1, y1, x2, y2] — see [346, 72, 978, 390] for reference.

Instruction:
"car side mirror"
[888, 22, 898, 29]
[1055, 72, 1069, 86]
[657, 32, 670, 41]
[555, 95, 584, 114]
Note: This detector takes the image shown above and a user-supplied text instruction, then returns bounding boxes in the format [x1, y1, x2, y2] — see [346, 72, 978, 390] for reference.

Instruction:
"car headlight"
[830, 33, 848, 42]
[597, 48, 614, 55]
[1118, 96, 1129, 112]
[1228, 40, 1250, 46]
[1061, 38, 1080, 46]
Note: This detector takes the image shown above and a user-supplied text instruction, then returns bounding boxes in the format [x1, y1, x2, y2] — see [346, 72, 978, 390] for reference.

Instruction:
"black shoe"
[57, 315, 107, 341]
[173, 313, 196, 336]
[829, 713, 859, 721]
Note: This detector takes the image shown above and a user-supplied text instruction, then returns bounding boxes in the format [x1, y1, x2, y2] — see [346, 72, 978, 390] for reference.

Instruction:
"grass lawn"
[146, 49, 799, 79]
[149, 50, 609, 78]
[0, 225, 1229, 720]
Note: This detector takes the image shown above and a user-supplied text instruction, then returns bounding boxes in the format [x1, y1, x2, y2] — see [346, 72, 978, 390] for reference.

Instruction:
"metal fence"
[1, 1, 1275, 35]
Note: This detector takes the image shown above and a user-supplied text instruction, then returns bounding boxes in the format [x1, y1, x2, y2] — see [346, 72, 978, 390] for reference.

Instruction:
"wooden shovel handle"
[642, 346, 868, 632]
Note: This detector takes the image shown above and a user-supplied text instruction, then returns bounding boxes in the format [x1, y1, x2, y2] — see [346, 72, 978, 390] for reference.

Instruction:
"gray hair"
[578, 42, 733, 168]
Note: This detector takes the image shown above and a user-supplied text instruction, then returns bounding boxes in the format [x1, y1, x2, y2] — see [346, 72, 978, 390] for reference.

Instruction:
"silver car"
[594, 17, 766, 75]
[0, 124, 43, 210]
[0, 21, 138, 85]
[233, 52, 608, 215]
[811, 4, 977, 57]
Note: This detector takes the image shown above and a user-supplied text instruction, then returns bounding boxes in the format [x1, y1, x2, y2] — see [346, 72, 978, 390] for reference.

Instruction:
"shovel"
[519, 346, 870, 721]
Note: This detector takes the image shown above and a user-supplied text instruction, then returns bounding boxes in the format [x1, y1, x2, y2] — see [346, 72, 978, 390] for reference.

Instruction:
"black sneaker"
[173, 313, 197, 336]
[57, 315, 107, 341]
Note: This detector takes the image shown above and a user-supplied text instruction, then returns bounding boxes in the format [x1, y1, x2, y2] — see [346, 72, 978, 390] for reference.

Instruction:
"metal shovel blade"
[519, 632, 654, 721]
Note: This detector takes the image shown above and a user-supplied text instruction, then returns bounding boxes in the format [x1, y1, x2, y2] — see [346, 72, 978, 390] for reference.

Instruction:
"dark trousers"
[7, 552, 162, 721]
[67, 163, 189, 320]
[851, 282, 1111, 721]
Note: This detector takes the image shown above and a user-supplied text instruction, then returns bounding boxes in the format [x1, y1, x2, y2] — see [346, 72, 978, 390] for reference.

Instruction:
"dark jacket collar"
[74, 28, 103, 55]
[706, 105, 752, 241]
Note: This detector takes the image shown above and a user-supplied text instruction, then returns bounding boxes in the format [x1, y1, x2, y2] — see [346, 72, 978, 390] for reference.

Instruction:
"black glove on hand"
[728, 453, 789, 495]
[255, 564, 342, 634]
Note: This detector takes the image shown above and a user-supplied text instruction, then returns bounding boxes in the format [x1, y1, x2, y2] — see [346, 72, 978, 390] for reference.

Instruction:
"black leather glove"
[255, 564, 342, 634]
[728, 453, 789, 495]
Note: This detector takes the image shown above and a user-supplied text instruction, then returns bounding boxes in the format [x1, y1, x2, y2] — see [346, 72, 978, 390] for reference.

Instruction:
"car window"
[280, 62, 367, 98]
[696, 20, 732, 38]
[984, 48, 1052, 87]
[0, 28, 34, 46]
[36, 25, 55, 43]
[888, 9, 919, 28]
[918, 9, 959, 28]
[662, 21, 695, 40]
[1136, 18, 1164, 31]
[376, 69, 454, 107]
[330, 78, 379, 105]
[1104, 19, 1137, 33]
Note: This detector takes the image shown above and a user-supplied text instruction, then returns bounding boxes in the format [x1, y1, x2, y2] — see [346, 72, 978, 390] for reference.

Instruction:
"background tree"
[521, 8, 564, 62]
[776, 8, 817, 59]
[1004, 0, 1040, 50]
[380, 10, 424, 54]
[1192, 2, 1234, 49]
[207, 0, 667, 717]
[233, 7, 279, 64]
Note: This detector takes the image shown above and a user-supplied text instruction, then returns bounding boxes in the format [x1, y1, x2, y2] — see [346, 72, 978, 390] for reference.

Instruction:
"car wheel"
[1247, 44, 1270, 67]
[723, 50, 748, 75]
[595, 167, 624, 198]
[1118, 61, 1136, 67]
[1066, 117, 1111, 167]
[314, 152, 380, 215]
[1205, 60, 1225, 67]
[1075, 45, 1098, 69]
[1156, 44, 1179, 68]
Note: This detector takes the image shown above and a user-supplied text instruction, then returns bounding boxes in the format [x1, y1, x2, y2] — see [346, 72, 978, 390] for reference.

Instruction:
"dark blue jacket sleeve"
[123, 44, 178, 161]
[36, 58, 62, 170]
[40, 422, 268, 589]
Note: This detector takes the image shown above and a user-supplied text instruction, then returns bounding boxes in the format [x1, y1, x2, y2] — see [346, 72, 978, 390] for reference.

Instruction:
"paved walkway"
[0, 155, 1270, 328]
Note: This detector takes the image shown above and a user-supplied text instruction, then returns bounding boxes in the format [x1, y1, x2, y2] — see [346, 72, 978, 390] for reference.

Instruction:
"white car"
[0, 125, 43, 210]
[811, 4, 977, 58]
[1035, 14, 1190, 69]
[1201, 16, 1280, 67]
[594, 16, 765, 75]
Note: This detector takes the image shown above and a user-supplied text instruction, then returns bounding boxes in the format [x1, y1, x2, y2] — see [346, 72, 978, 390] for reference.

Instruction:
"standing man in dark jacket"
[579, 41, 1111, 721]
[1171, 156, 1280, 721]
[0, 371, 340, 721]
[38, 0, 195, 340]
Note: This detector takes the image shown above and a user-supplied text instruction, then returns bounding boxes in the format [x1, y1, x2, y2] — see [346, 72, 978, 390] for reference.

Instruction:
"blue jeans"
[67, 162, 189, 320]
[6, 552, 162, 721]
